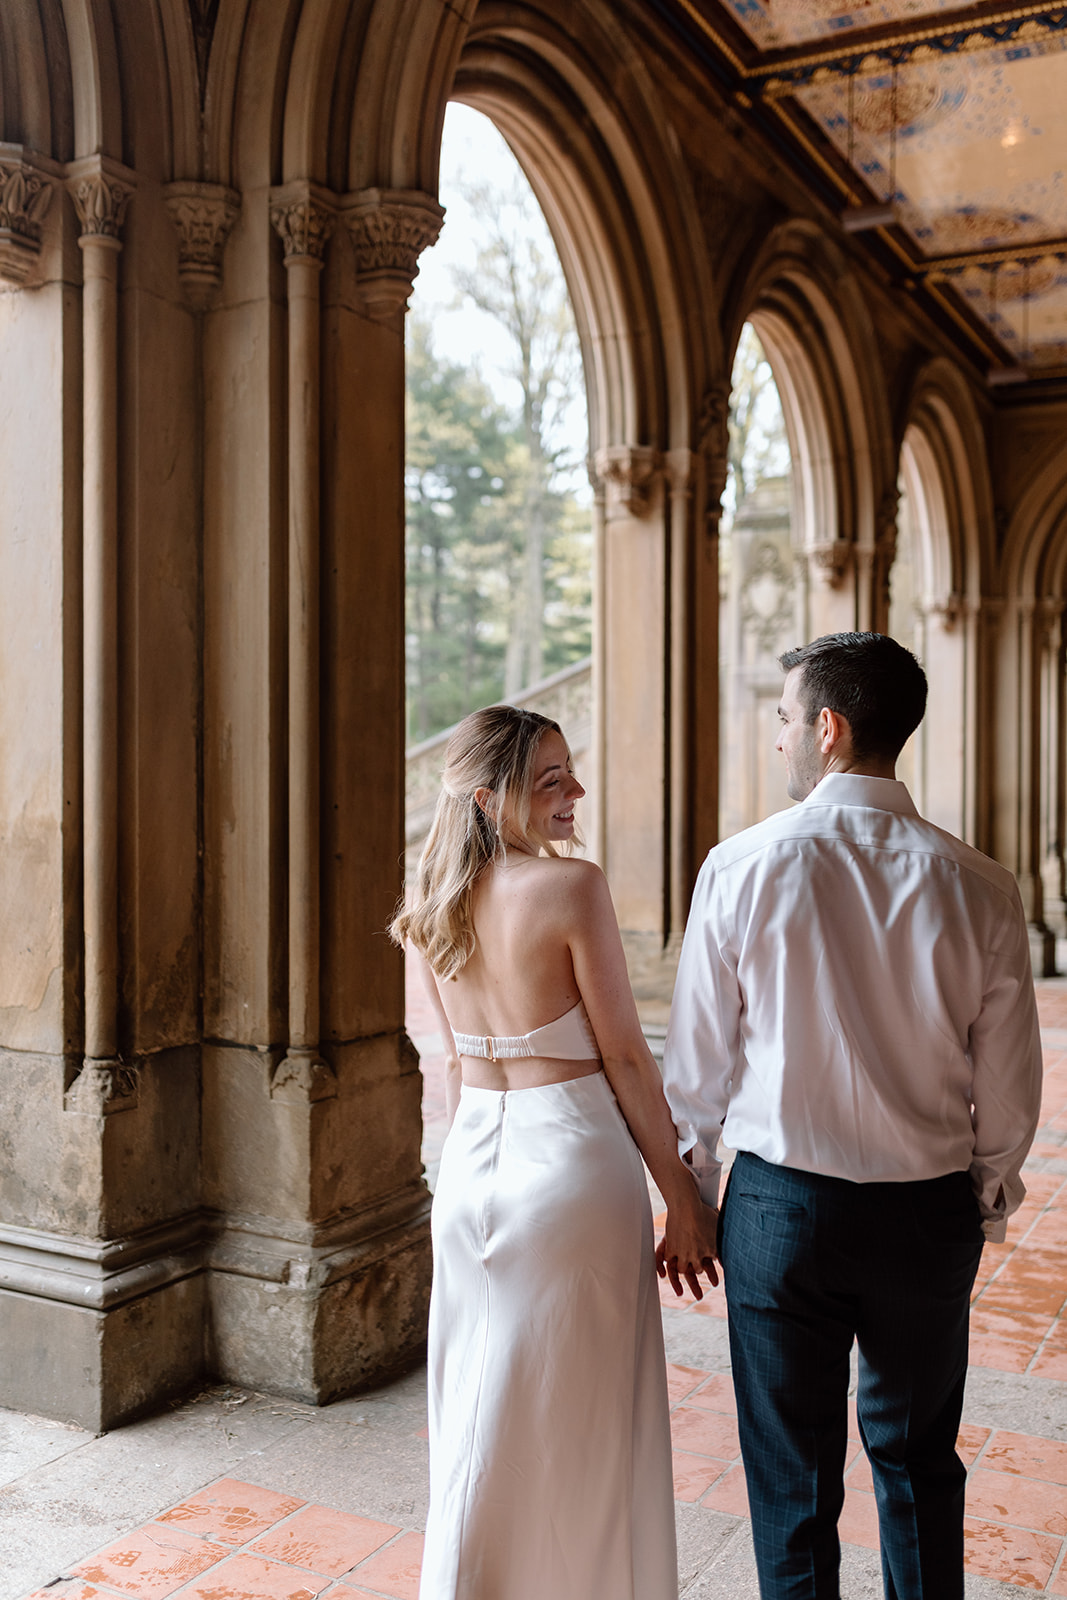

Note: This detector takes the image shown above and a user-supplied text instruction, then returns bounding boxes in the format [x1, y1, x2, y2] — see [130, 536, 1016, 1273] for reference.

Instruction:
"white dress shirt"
[663, 772, 1043, 1241]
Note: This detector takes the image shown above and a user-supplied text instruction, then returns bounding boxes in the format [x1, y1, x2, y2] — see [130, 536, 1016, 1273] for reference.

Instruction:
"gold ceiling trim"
[671, 0, 1067, 93]
[921, 238, 1067, 272]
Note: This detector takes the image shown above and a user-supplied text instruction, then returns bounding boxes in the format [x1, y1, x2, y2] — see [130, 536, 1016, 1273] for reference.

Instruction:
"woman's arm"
[408, 943, 463, 1126]
[561, 862, 720, 1296]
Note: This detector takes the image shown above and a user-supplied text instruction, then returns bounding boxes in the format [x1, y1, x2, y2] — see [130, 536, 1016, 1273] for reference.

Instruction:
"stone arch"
[726, 221, 895, 638]
[59, 0, 123, 158]
[893, 360, 992, 840]
[445, 0, 723, 939]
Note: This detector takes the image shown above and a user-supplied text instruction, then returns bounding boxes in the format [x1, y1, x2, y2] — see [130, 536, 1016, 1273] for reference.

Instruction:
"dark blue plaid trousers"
[720, 1152, 984, 1600]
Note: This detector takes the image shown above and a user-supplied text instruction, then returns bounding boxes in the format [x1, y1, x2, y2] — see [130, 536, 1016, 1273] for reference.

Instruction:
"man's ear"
[817, 706, 849, 755]
[473, 786, 495, 816]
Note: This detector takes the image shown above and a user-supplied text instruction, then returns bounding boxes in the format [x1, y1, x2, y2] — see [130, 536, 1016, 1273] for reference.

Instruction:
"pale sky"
[410, 102, 590, 499]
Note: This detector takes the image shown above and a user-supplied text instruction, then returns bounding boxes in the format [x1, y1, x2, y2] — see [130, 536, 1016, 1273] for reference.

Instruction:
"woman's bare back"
[441, 851, 602, 1091]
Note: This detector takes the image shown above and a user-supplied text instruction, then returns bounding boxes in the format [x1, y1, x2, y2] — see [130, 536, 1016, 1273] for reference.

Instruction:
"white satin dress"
[419, 1001, 677, 1600]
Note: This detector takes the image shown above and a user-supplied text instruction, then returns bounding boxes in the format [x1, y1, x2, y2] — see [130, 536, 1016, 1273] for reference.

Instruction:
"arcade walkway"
[2, 981, 1065, 1600]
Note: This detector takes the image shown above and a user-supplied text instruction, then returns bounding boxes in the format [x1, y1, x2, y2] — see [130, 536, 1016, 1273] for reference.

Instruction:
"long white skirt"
[419, 1071, 677, 1600]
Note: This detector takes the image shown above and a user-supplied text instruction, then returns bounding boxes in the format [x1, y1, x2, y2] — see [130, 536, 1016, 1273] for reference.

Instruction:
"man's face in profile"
[775, 666, 823, 802]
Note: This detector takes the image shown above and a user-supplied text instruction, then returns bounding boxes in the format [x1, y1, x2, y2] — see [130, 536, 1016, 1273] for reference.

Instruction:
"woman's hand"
[656, 1188, 720, 1300]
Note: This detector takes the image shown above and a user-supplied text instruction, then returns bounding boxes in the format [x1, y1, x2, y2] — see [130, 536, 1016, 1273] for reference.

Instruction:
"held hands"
[655, 1194, 721, 1300]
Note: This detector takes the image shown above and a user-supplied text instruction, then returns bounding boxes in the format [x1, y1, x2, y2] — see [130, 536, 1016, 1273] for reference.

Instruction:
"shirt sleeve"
[662, 854, 743, 1208]
[968, 886, 1044, 1242]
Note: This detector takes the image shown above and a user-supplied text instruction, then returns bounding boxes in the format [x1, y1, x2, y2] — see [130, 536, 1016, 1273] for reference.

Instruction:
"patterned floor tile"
[251, 1507, 399, 1579]
[349, 1532, 425, 1600]
[156, 1479, 306, 1546]
[72, 1524, 229, 1598]
[177, 1553, 324, 1600]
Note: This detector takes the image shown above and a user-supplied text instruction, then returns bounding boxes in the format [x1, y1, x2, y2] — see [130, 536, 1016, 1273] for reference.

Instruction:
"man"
[662, 631, 1043, 1600]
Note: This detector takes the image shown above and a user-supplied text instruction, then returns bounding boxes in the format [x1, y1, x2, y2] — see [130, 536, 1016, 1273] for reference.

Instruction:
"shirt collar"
[802, 771, 919, 817]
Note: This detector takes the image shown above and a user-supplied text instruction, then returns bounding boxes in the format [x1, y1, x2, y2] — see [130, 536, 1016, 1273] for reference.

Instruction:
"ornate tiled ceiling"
[666, 0, 1067, 384]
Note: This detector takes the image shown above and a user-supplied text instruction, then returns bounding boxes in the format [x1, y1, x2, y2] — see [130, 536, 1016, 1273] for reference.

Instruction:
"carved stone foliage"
[67, 157, 135, 246]
[342, 188, 445, 321]
[808, 538, 853, 588]
[0, 150, 58, 284]
[270, 1052, 338, 1104]
[592, 445, 662, 519]
[65, 1061, 139, 1116]
[164, 181, 240, 308]
[269, 183, 337, 267]
[699, 378, 732, 511]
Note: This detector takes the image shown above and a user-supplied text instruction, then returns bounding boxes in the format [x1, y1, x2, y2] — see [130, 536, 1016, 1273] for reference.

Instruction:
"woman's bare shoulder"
[514, 855, 611, 916]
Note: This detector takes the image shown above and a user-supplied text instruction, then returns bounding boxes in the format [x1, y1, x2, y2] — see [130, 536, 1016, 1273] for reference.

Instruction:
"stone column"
[270, 183, 336, 1099]
[1037, 598, 1066, 946]
[591, 444, 673, 1014]
[66, 156, 135, 1110]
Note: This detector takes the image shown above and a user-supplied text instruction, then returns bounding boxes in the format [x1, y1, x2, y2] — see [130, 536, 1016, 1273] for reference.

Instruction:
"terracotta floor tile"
[963, 1517, 1061, 1589]
[971, 1308, 1057, 1341]
[845, 1451, 874, 1493]
[980, 1280, 1067, 1318]
[672, 1449, 731, 1502]
[350, 1531, 424, 1599]
[966, 1467, 1067, 1535]
[1048, 1556, 1067, 1595]
[847, 1399, 860, 1442]
[686, 1372, 737, 1413]
[73, 1523, 229, 1598]
[1032, 1347, 1067, 1379]
[689, 1294, 728, 1320]
[157, 1478, 306, 1546]
[252, 1507, 399, 1579]
[701, 1462, 749, 1516]
[958, 1425, 992, 1468]
[670, 1405, 741, 1460]
[982, 1431, 1067, 1486]
[968, 1334, 1038, 1373]
[324, 1589, 380, 1599]
[837, 1489, 880, 1551]
[665, 1361, 707, 1403]
[178, 1554, 326, 1600]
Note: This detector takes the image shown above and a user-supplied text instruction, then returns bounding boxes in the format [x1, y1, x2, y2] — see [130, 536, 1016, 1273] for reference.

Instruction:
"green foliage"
[405, 318, 591, 745]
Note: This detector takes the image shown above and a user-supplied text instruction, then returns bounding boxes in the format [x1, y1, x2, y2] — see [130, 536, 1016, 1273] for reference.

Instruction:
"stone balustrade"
[405, 658, 593, 853]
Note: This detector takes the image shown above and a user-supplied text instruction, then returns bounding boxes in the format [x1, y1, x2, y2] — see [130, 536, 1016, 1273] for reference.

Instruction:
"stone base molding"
[204, 1185, 433, 1404]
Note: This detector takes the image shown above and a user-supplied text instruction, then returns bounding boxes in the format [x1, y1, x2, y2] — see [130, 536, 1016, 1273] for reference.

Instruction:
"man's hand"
[656, 1203, 721, 1299]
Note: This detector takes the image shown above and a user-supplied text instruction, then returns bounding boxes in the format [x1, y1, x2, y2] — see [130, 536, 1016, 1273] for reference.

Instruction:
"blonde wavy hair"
[391, 704, 576, 979]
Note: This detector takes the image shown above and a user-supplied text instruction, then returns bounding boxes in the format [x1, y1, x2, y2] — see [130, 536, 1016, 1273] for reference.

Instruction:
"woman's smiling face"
[521, 728, 585, 845]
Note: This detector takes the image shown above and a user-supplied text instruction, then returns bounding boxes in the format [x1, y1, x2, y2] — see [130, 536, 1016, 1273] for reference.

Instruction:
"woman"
[392, 705, 718, 1600]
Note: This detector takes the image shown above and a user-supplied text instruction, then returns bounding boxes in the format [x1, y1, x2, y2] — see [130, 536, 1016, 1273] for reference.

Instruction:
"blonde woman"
[393, 704, 718, 1600]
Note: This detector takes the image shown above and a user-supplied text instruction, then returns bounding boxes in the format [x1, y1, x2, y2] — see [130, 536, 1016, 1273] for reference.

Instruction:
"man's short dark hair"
[777, 632, 928, 763]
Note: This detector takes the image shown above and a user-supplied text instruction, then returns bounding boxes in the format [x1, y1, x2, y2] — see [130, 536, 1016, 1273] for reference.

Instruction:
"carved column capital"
[269, 181, 337, 268]
[164, 180, 240, 308]
[67, 155, 136, 249]
[341, 187, 444, 322]
[807, 539, 853, 588]
[923, 593, 967, 632]
[0, 144, 61, 284]
[592, 445, 662, 519]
